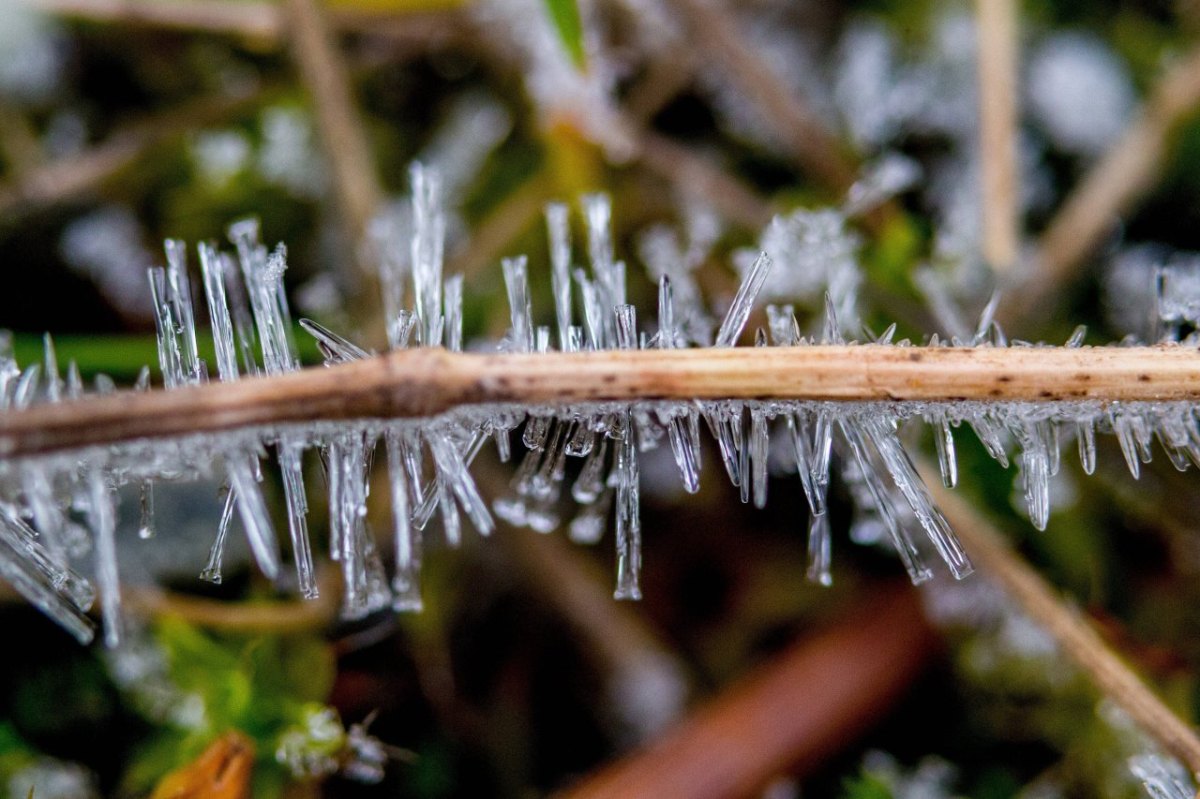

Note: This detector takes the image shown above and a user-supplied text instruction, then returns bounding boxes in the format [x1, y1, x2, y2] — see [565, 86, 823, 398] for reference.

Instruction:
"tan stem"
[975, 0, 1020, 275]
[926, 473, 1200, 774]
[4, 345, 1200, 458]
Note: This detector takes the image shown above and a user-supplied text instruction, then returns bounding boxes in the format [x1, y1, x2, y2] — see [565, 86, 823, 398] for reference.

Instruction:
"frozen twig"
[5, 344, 1200, 459]
[975, 0, 1020, 276]
[927, 472, 1200, 775]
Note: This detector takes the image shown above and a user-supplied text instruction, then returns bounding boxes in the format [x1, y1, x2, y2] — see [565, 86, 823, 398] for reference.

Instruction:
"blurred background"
[3, 0, 1200, 796]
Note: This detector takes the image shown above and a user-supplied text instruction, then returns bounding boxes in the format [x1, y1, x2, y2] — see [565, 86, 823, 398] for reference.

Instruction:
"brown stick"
[926, 474, 1200, 774]
[975, 0, 1020, 275]
[559, 583, 935, 799]
[5, 344, 1200, 459]
[1007, 44, 1200, 325]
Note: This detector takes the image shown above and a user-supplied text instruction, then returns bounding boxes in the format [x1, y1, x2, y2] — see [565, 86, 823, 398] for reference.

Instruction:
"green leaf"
[840, 771, 894, 799]
[543, 0, 586, 69]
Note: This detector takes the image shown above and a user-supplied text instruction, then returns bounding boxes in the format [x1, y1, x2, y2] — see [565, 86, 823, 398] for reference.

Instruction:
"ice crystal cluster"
[4, 161, 1200, 649]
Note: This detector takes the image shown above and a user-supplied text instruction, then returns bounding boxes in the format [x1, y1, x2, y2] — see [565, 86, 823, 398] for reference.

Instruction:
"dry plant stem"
[30, 0, 463, 47]
[1008, 44, 1200, 325]
[633, 129, 774, 229]
[926, 472, 1200, 776]
[559, 584, 935, 799]
[975, 0, 1020, 275]
[5, 345, 1200, 458]
[0, 85, 265, 219]
[124, 574, 339, 633]
[663, 0, 858, 194]
[283, 0, 385, 325]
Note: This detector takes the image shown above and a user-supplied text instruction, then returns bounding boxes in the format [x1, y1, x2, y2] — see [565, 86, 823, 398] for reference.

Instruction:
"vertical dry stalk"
[926, 471, 1200, 775]
[283, 0, 386, 331]
[975, 0, 1021, 276]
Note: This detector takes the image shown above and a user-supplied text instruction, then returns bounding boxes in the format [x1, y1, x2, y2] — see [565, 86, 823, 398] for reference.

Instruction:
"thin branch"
[1007, 43, 1200, 325]
[561, 584, 935, 798]
[925, 471, 1200, 774]
[5, 345, 1200, 458]
[975, 0, 1020, 275]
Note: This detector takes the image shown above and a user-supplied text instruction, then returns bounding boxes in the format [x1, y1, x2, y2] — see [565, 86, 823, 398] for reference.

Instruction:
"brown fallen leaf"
[150, 731, 255, 799]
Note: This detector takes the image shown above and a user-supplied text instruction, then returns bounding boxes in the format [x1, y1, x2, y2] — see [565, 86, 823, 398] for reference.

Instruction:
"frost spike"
[387, 431, 421, 611]
[716, 252, 772, 347]
[226, 454, 282, 580]
[503, 256, 534, 353]
[200, 485, 237, 584]
[807, 513, 832, 587]
[88, 472, 122, 647]
[546, 202, 573, 350]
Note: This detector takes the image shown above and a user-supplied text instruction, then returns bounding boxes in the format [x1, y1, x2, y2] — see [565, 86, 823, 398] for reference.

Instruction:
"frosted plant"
[1027, 32, 1135, 159]
[697, 3, 836, 152]
[257, 105, 327, 199]
[7, 757, 98, 799]
[59, 205, 157, 321]
[0, 0, 64, 104]
[5, 162, 1200, 651]
[1130, 753, 1197, 799]
[190, 130, 254, 188]
[475, 0, 631, 157]
[856, 750, 959, 799]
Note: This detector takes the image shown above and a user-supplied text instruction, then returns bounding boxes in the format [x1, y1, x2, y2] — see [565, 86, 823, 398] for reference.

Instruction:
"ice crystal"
[1130, 753, 1197, 799]
[8, 164, 1200, 646]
